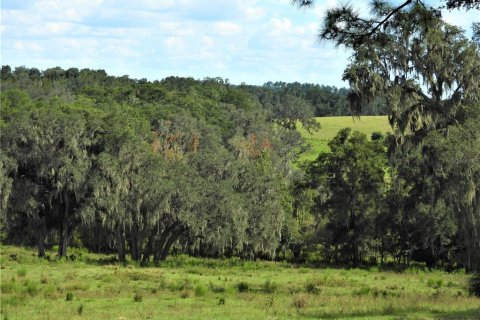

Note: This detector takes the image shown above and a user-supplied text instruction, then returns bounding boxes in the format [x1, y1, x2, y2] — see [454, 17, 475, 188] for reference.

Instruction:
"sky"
[1, 0, 478, 88]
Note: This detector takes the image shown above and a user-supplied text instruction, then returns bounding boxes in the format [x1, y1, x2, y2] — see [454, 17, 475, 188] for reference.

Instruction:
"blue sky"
[1, 0, 477, 87]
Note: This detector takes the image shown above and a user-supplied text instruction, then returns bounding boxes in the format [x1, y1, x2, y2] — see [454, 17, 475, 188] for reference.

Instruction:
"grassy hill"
[297, 116, 391, 162]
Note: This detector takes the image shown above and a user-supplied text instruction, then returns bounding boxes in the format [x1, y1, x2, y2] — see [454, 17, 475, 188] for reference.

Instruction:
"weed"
[292, 294, 309, 310]
[64, 272, 77, 281]
[427, 278, 443, 289]
[262, 279, 278, 294]
[23, 280, 39, 296]
[17, 268, 27, 277]
[77, 304, 84, 315]
[383, 304, 395, 315]
[236, 281, 249, 293]
[133, 292, 143, 302]
[40, 274, 48, 284]
[468, 273, 480, 297]
[209, 282, 225, 293]
[194, 284, 207, 297]
[180, 290, 192, 299]
[353, 286, 372, 296]
[304, 280, 320, 294]
[218, 297, 225, 305]
[264, 294, 275, 312]
[1, 280, 19, 294]
[66, 292, 74, 301]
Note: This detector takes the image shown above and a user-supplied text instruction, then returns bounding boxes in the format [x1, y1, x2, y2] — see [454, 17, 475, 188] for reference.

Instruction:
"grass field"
[297, 116, 391, 162]
[1, 245, 479, 320]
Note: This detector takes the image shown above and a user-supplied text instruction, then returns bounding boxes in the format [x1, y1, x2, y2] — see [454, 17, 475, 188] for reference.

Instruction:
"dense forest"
[1, 4, 479, 273]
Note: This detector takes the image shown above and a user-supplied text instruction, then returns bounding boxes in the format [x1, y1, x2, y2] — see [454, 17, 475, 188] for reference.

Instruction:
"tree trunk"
[37, 236, 46, 257]
[58, 220, 68, 257]
[130, 224, 140, 261]
[58, 190, 69, 258]
[115, 227, 126, 262]
[33, 216, 46, 257]
[154, 222, 179, 266]
[160, 228, 185, 261]
[350, 207, 359, 267]
[141, 234, 154, 265]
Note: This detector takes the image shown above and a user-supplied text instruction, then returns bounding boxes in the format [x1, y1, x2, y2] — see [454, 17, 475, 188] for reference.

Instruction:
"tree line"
[1, 3, 479, 272]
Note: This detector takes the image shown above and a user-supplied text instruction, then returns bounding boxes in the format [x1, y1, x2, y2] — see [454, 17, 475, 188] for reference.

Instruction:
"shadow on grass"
[298, 306, 480, 319]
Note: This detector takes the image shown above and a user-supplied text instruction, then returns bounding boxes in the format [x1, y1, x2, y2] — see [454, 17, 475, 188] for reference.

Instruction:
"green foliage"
[194, 284, 208, 297]
[262, 279, 278, 294]
[236, 281, 250, 293]
[77, 304, 84, 315]
[133, 293, 143, 302]
[303, 128, 387, 266]
[65, 292, 74, 301]
[292, 293, 309, 310]
[16, 268, 26, 277]
[468, 274, 480, 297]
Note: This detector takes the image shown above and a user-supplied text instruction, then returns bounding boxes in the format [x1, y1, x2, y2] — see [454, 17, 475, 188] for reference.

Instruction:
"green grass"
[1, 245, 479, 320]
[297, 116, 391, 162]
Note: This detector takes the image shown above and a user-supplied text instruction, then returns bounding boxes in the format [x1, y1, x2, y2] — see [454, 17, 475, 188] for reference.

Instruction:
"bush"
[133, 293, 143, 302]
[353, 286, 372, 296]
[304, 281, 320, 294]
[77, 304, 84, 315]
[218, 297, 225, 305]
[66, 292, 74, 301]
[40, 274, 48, 284]
[292, 294, 309, 310]
[236, 281, 249, 293]
[17, 268, 27, 277]
[262, 279, 278, 294]
[1, 280, 19, 294]
[427, 278, 443, 289]
[180, 290, 192, 299]
[194, 284, 207, 297]
[209, 282, 226, 293]
[24, 280, 39, 296]
[371, 131, 384, 141]
[468, 273, 480, 297]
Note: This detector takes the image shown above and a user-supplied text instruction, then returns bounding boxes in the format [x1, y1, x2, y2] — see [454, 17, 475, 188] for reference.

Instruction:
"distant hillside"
[297, 116, 391, 162]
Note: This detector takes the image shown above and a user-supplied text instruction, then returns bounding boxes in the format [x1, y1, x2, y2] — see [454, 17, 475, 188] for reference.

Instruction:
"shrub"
[24, 280, 39, 296]
[40, 274, 48, 284]
[66, 292, 74, 301]
[17, 268, 27, 277]
[262, 279, 278, 294]
[371, 131, 384, 141]
[1, 280, 19, 294]
[236, 281, 249, 293]
[77, 304, 84, 315]
[194, 284, 207, 297]
[292, 294, 309, 310]
[353, 286, 372, 296]
[304, 281, 320, 294]
[180, 290, 192, 299]
[218, 297, 225, 305]
[468, 273, 480, 297]
[427, 278, 443, 289]
[209, 282, 226, 293]
[133, 293, 143, 302]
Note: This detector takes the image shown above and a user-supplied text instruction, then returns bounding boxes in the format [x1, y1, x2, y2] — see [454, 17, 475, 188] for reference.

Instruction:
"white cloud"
[212, 21, 242, 36]
[13, 41, 44, 52]
[1, 0, 477, 88]
[164, 36, 186, 50]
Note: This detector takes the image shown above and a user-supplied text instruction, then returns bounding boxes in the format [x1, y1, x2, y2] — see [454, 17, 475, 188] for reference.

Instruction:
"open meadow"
[297, 116, 391, 162]
[1, 245, 478, 320]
